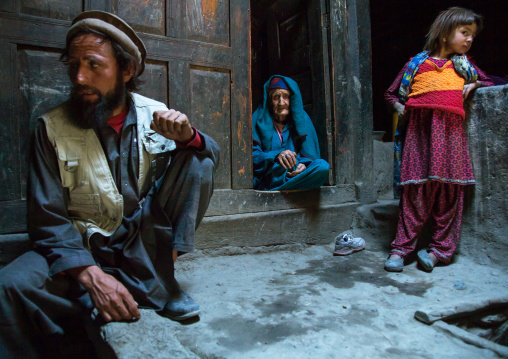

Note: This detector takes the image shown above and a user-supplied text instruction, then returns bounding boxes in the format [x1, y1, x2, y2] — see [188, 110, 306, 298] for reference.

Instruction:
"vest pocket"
[55, 137, 86, 189]
[68, 193, 102, 218]
[141, 129, 174, 184]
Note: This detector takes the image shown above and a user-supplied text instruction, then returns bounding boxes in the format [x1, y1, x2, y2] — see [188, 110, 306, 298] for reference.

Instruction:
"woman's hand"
[287, 163, 306, 177]
[276, 150, 297, 170]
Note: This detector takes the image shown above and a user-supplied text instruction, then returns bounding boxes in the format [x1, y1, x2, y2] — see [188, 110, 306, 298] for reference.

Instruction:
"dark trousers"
[0, 150, 214, 358]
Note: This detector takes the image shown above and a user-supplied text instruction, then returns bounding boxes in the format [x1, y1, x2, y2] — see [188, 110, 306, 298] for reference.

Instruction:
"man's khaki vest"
[41, 93, 175, 249]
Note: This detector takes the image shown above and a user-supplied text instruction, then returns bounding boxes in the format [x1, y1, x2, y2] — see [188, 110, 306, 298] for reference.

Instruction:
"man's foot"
[384, 254, 404, 272]
[417, 249, 438, 272]
[333, 233, 366, 256]
[161, 283, 200, 321]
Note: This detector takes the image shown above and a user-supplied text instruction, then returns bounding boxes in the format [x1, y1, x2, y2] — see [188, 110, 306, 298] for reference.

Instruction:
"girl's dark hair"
[424, 7, 484, 53]
[60, 27, 143, 92]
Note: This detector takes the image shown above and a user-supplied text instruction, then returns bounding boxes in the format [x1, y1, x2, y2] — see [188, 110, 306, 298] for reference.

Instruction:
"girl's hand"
[463, 81, 480, 99]
[393, 102, 405, 117]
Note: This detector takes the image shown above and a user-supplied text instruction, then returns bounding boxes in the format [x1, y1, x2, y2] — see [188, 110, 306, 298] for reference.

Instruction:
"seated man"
[0, 11, 219, 357]
[252, 75, 329, 191]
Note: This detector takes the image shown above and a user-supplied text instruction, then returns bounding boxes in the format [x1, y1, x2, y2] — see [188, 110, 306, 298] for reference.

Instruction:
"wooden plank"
[0, 14, 233, 67]
[329, 0, 352, 185]
[185, 0, 230, 46]
[317, 0, 334, 184]
[309, 0, 332, 183]
[137, 60, 168, 106]
[205, 185, 356, 216]
[0, 201, 27, 234]
[0, 13, 70, 49]
[230, 0, 252, 189]
[112, 0, 165, 36]
[329, 0, 373, 195]
[0, 42, 19, 202]
[17, 48, 71, 198]
[433, 321, 508, 358]
[197, 203, 358, 249]
[415, 291, 508, 324]
[190, 66, 231, 189]
[356, 0, 374, 187]
[20, 0, 82, 21]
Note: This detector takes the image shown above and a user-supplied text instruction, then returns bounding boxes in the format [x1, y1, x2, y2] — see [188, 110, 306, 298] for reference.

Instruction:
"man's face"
[66, 33, 128, 129]
[68, 33, 121, 104]
[270, 89, 290, 120]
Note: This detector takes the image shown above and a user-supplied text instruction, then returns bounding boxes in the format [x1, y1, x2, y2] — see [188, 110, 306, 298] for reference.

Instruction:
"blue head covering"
[252, 75, 321, 159]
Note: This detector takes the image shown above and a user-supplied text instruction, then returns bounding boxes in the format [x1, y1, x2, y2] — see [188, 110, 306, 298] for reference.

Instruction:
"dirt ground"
[103, 241, 508, 358]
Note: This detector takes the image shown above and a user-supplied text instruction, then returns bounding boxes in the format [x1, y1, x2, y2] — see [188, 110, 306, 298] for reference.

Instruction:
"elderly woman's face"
[270, 89, 290, 120]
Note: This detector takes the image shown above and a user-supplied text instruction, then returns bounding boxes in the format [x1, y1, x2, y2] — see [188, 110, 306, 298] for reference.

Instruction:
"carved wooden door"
[0, 0, 251, 234]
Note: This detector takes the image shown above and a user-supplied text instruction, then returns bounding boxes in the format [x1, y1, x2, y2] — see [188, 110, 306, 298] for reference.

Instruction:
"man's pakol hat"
[67, 10, 147, 76]
[269, 77, 290, 92]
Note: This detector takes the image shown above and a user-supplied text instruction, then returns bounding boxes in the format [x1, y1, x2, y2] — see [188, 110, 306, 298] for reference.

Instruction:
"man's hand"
[67, 266, 140, 323]
[276, 150, 297, 170]
[151, 110, 194, 143]
[463, 81, 480, 99]
[287, 163, 306, 177]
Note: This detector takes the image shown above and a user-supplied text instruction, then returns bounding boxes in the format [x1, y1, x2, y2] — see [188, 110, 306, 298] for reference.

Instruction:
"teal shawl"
[252, 75, 321, 159]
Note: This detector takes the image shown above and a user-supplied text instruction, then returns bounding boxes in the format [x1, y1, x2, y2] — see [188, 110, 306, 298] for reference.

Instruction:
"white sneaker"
[333, 233, 366, 256]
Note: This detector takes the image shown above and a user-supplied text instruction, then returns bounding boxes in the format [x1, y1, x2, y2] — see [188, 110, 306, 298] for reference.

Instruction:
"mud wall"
[462, 85, 508, 266]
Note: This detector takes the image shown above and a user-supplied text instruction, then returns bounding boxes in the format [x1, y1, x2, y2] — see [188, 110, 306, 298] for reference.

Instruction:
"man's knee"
[186, 154, 215, 185]
[0, 252, 49, 297]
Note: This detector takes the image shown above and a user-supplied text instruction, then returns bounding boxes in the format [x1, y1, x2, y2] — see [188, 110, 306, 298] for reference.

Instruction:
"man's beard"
[68, 76, 126, 130]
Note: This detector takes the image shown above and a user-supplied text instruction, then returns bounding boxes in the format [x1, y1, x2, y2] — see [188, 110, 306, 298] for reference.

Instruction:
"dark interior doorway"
[371, 0, 508, 142]
[250, 0, 332, 179]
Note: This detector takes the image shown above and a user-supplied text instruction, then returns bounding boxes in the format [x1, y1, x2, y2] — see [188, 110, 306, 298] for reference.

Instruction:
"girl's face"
[444, 23, 477, 56]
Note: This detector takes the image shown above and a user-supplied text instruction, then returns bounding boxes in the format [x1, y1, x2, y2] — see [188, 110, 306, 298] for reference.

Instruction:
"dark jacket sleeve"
[195, 130, 220, 165]
[27, 120, 96, 276]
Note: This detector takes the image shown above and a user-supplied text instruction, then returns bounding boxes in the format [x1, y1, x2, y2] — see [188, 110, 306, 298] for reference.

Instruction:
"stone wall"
[461, 85, 508, 266]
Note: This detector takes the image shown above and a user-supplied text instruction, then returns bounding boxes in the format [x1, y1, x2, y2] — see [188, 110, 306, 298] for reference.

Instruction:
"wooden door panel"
[185, 0, 230, 46]
[17, 48, 71, 198]
[112, 0, 165, 36]
[190, 66, 231, 188]
[0, 41, 18, 202]
[138, 60, 169, 105]
[20, 0, 82, 20]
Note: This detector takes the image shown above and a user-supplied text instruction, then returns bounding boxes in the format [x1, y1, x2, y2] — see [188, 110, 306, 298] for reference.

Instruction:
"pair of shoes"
[417, 249, 435, 272]
[161, 283, 200, 321]
[384, 255, 404, 272]
[333, 233, 366, 256]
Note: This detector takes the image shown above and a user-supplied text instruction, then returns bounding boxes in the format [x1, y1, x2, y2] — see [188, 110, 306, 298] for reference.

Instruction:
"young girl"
[384, 7, 494, 272]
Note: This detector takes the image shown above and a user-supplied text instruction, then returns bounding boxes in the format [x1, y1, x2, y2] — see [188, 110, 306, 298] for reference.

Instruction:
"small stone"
[491, 270, 500, 276]
[453, 280, 467, 290]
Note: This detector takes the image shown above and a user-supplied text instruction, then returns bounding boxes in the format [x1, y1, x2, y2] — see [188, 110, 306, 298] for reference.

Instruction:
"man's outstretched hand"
[68, 265, 140, 322]
[151, 110, 194, 143]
